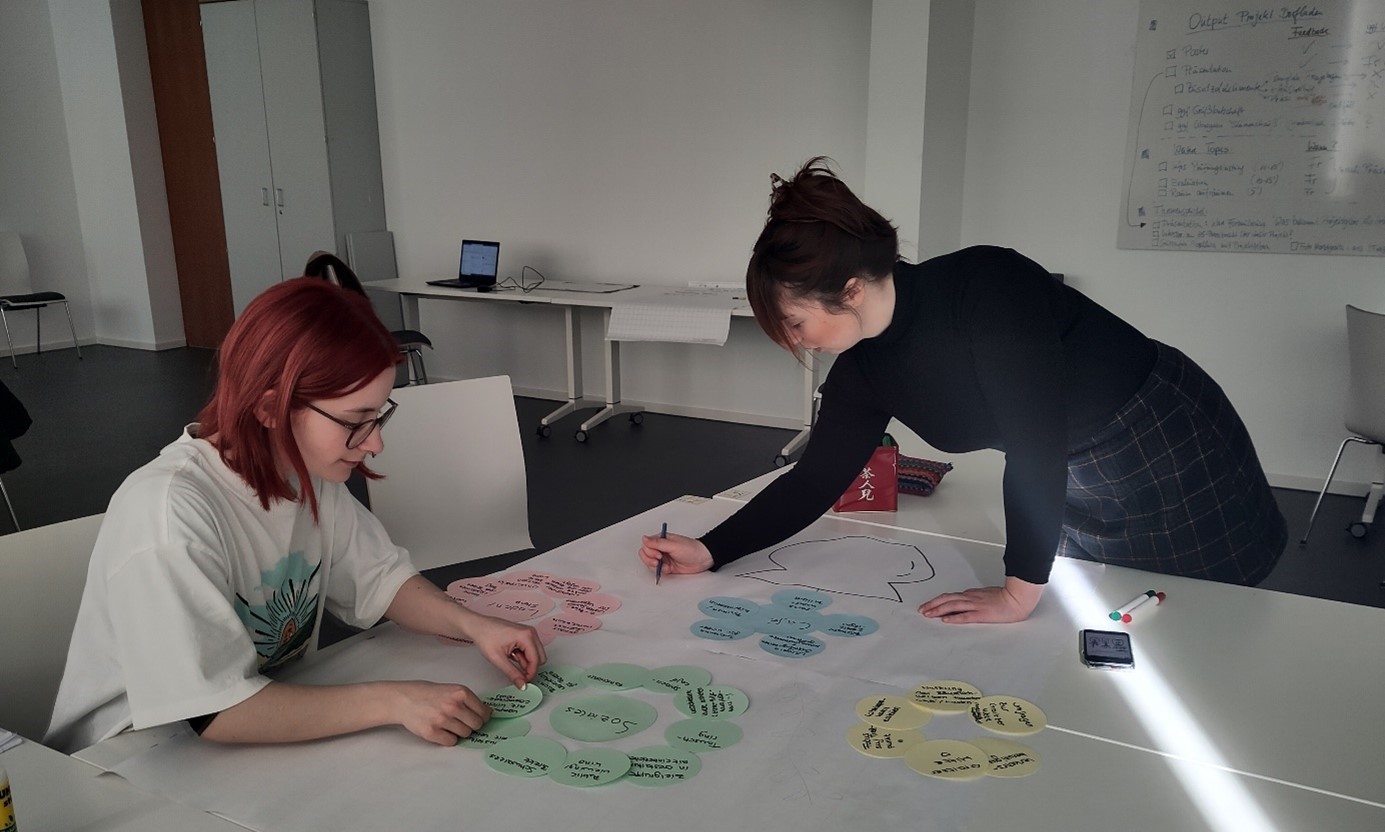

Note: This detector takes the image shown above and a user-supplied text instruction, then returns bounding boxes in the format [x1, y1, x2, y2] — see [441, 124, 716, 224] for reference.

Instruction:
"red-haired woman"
[46, 278, 545, 753]
[639, 158, 1287, 623]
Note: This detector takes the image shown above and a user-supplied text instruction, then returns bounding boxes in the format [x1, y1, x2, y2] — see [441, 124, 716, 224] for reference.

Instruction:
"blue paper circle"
[690, 619, 756, 640]
[759, 633, 827, 658]
[771, 588, 833, 612]
[818, 613, 880, 637]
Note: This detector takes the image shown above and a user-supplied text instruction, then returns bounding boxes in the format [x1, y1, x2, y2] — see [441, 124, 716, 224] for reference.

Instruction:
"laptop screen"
[460, 240, 500, 281]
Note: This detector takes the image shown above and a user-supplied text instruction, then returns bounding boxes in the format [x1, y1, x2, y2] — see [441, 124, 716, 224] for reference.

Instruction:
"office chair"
[367, 376, 532, 569]
[303, 248, 433, 385]
[1300, 304, 1385, 544]
[0, 230, 82, 370]
[0, 514, 105, 740]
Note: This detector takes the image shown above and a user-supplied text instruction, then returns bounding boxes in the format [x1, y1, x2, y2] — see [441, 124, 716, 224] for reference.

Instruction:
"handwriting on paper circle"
[691, 593, 877, 658]
[549, 694, 658, 742]
[458, 717, 531, 748]
[549, 748, 631, 788]
[905, 739, 990, 780]
[664, 717, 743, 751]
[472, 590, 555, 622]
[485, 736, 568, 777]
[675, 685, 751, 719]
[625, 746, 703, 786]
[970, 695, 1047, 735]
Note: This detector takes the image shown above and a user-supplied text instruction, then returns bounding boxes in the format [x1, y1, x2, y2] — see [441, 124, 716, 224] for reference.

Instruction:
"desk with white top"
[74, 489, 1385, 832]
[0, 737, 246, 831]
[365, 278, 820, 456]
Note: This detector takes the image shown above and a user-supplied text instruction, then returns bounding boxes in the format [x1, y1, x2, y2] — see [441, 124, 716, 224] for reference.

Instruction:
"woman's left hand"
[918, 576, 1044, 624]
[461, 613, 547, 688]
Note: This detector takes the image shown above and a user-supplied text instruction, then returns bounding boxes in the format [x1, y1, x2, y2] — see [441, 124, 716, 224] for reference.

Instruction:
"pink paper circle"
[446, 577, 504, 601]
[563, 593, 622, 616]
[541, 576, 601, 598]
[473, 590, 556, 622]
[496, 570, 554, 591]
[542, 610, 604, 636]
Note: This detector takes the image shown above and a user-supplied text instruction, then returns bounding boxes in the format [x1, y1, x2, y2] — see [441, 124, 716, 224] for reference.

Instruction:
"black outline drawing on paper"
[734, 536, 936, 602]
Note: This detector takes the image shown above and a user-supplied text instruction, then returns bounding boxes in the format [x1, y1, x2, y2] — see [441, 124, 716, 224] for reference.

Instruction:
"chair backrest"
[366, 376, 532, 570]
[345, 231, 400, 283]
[1345, 304, 1385, 441]
[0, 514, 104, 740]
[0, 230, 35, 296]
[302, 251, 368, 296]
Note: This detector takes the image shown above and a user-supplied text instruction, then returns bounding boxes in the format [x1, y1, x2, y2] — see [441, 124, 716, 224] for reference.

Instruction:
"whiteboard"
[1119, 0, 1385, 256]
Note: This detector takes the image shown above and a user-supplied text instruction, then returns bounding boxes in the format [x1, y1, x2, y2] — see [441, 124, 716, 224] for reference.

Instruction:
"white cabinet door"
[254, 0, 336, 281]
[201, 0, 283, 316]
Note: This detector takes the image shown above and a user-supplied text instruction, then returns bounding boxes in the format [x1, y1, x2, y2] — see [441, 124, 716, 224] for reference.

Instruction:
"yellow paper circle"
[970, 736, 1041, 778]
[969, 695, 1047, 735]
[909, 680, 982, 713]
[854, 695, 931, 731]
[904, 739, 990, 780]
[845, 722, 923, 758]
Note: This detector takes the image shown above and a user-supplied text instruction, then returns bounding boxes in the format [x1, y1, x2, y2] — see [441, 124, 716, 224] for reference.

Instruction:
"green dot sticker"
[457, 717, 531, 748]
[845, 722, 923, 758]
[485, 736, 568, 778]
[910, 680, 983, 713]
[675, 685, 750, 719]
[664, 717, 743, 752]
[625, 746, 703, 786]
[970, 695, 1047, 736]
[549, 748, 631, 788]
[971, 736, 1042, 778]
[855, 694, 931, 731]
[532, 664, 587, 695]
[482, 684, 544, 718]
[550, 694, 659, 742]
[904, 739, 990, 780]
[583, 662, 649, 690]
[643, 665, 713, 694]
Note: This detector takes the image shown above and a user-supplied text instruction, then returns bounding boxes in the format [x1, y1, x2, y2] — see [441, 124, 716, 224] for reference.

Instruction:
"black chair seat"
[393, 330, 432, 350]
[1, 291, 67, 308]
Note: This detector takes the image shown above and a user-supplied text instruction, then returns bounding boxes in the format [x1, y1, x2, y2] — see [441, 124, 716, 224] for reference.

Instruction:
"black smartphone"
[1079, 629, 1135, 670]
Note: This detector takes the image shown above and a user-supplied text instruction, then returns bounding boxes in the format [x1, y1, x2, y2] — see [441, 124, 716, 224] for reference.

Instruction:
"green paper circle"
[643, 665, 714, 694]
[532, 664, 587, 695]
[583, 662, 649, 690]
[674, 685, 750, 719]
[484, 736, 568, 777]
[550, 694, 659, 742]
[549, 748, 631, 788]
[625, 746, 703, 786]
[481, 684, 544, 718]
[664, 717, 743, 751]
[457, 717, 531, 748]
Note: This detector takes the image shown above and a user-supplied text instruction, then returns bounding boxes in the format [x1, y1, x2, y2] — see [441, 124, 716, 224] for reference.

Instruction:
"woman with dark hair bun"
[47, 278, 546, 752]
[639, 157, 1286, 623]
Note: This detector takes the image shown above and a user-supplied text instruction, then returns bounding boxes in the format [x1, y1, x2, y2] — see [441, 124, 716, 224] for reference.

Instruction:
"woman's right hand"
[638, 532, 713, 576]
[392, 680, 492, 746]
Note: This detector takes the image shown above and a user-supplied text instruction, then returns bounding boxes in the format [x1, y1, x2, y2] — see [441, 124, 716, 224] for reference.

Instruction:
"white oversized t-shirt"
[44, 427, 417, 753]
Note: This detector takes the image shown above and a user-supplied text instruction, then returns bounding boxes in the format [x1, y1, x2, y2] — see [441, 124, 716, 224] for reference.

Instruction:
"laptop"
[426, 240, 500, 289]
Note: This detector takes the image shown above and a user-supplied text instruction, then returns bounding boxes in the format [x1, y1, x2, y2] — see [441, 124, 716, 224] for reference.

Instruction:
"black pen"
[656, 522, 668, 585]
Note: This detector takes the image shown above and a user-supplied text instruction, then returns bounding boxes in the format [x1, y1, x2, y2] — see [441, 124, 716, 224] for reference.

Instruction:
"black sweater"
[701, 246, 1157, 584]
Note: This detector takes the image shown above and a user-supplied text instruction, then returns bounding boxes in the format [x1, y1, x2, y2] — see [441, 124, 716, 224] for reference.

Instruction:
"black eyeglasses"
[303, 398, 399, 449]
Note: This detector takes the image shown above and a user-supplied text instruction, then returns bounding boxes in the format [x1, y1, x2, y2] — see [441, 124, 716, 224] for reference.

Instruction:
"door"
[254, 0, 336, 281]
[201, 0, 282, 315]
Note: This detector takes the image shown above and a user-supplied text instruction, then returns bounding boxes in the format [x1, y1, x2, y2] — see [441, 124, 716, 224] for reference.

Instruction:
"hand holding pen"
[638, 526, 715, 578]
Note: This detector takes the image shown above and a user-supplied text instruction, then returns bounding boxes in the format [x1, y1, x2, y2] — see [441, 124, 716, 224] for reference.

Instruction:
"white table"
[0, 737, 246, 830]
[365, 278, 820, 453]
[78, 497, 1385, 831]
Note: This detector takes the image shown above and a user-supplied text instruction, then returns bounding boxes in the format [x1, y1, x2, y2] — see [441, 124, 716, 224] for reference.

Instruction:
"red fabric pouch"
[833, 435, 898, 512]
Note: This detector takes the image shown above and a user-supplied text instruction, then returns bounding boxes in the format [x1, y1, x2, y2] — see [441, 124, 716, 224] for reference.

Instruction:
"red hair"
[196, 278, 403, 520]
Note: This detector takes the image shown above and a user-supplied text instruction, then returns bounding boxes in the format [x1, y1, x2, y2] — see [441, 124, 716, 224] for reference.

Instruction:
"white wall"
[0, 0, 93, 349]
[961, 0, 1382, 492]
[370, 0, 872, 425]
[47, 0, 183, 351]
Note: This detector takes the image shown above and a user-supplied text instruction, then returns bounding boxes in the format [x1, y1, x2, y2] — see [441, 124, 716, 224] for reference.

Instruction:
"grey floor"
[4, 345, 1383, 613]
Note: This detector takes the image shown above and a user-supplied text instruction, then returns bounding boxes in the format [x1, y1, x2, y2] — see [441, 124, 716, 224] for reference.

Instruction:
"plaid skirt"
[1058, 343, 1287, 585]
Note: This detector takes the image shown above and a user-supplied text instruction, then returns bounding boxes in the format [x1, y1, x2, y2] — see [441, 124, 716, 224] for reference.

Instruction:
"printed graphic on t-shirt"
[234, 551, 321, 670]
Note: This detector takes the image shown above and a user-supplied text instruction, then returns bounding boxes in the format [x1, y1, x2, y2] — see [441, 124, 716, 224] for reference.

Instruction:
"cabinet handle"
[262, 187, 270, 206]
[275, 188, 284, 208]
